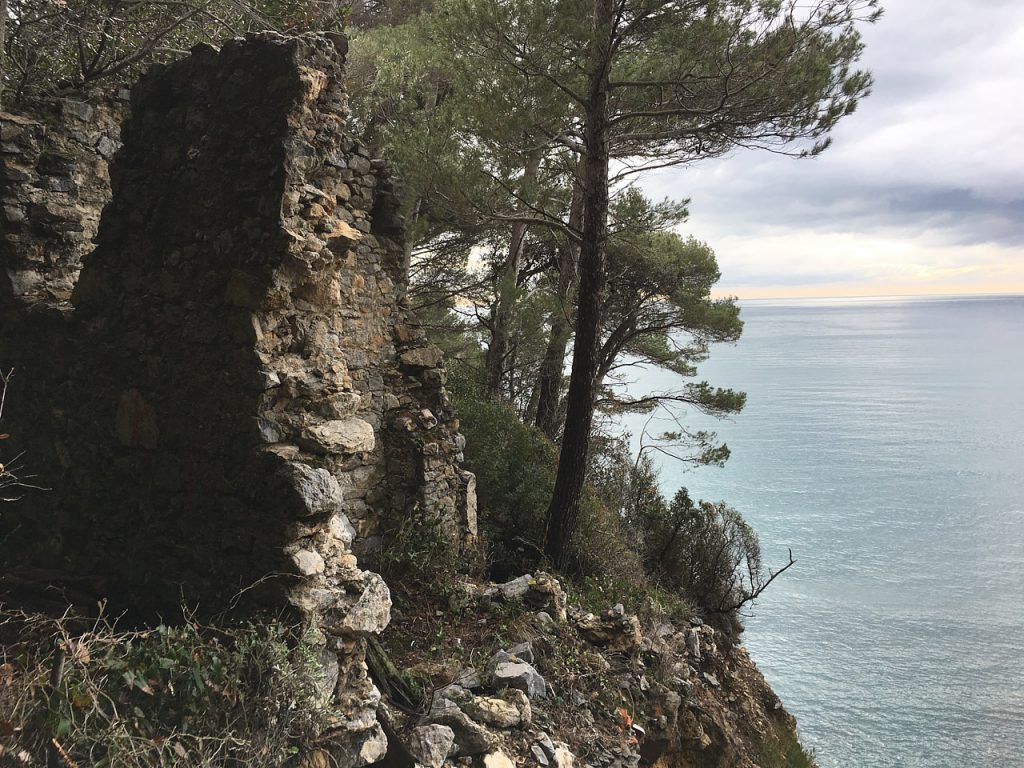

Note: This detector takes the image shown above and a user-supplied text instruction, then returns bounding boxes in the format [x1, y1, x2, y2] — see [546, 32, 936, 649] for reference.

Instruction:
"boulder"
[503, 687, 532, 725]
[509, 641, 535, 664]
[496, 574, 532, 600]
[534, 611, 557, 634]
[572, 606, 641, 653]
[462, 695, 523, 728]
[453, 667, 483, 690]
[429, 699, 497, 756]
[492, 661, 547, 700]
[407, 724, 455, 768]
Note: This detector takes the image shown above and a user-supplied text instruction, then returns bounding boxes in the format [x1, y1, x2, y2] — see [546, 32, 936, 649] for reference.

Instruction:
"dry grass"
[0, 606, 329, 767]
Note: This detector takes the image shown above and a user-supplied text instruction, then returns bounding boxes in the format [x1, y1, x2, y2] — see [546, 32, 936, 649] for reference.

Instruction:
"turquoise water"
[626, 295, 1024, 768]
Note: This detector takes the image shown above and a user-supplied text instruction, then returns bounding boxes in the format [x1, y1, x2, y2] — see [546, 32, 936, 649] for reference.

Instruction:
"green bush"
[759, 730, 818, 768]
[446, 360, 770, 632]
[448, 362, 557, 578]
[639, 490, 764, 629]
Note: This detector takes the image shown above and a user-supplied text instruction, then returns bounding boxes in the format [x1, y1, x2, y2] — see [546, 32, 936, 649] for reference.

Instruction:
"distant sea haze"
[626, 294, 1024, 768]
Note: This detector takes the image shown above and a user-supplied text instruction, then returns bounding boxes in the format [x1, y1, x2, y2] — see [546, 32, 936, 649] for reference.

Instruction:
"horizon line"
[714, 289, 1024, 302]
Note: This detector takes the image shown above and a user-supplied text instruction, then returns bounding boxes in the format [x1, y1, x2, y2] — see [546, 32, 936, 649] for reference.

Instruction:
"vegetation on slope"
[0, 610, 330, 766]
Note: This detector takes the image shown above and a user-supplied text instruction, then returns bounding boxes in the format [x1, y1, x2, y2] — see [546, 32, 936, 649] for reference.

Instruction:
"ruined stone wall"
[1, 31, 477, 764]
[0, 33, 476, 604]
[1, 95, 125, 304]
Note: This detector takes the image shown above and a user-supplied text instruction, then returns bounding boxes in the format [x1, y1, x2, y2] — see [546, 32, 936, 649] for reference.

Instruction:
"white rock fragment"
[484, 751, 517, 768]
[304, 418, 375, 453]
[292, 548, 325, 576]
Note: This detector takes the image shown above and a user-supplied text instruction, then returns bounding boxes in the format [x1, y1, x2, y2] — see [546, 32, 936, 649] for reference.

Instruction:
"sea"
[624, 294, 1024, 768]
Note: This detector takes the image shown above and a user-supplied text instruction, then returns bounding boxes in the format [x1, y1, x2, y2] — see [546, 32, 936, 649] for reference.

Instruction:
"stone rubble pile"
[382, 571, 792, 768]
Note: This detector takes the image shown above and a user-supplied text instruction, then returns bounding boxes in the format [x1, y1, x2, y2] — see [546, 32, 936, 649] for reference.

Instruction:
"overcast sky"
[639, 0, 1024, 299]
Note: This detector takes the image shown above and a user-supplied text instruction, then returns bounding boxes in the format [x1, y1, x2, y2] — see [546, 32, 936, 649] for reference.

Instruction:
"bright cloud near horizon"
[639, 0, 1024, 300]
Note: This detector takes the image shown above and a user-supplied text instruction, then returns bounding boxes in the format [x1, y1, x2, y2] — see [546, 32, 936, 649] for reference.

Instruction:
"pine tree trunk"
[484, 218, 530, 397]
[484, 148, 542, 399]
[534, 312, 572, 437]
[542, 0, 613, 570]
[534, 179, 584, 438]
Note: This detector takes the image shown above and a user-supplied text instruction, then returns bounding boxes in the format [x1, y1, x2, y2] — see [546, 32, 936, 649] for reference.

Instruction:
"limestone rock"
[399, 345, 443, 368]
[534, 611, 557, 634]
[323, 722, 389, 767]
[407, 724, 455, 768]
[503, 687, 532, 725]
[459, 470, 478, 537]
[328, 511, 357, 547]
[284, 462, 345, 517]
[492, 661, 547, 700]
[572, 605, 642, 653]
[292, 548, 326, 576]
[495, 574, 532, 601]
[525, 572, 568, 622]
[314, 648, 340, 703]
[429, 699, 497, 756]
[324, 218, 362, 243]
[303, 418, 375, 454]
[462, 695, 522, 728]
[552, 743, 575, 768]
[686, 627, 702, 661]
[339, 572, 392, 635]
[5, 269, 44, 296]
[483, 751, 517, 768]
[453, 667, 483, 690]
[509, 641, 535, 664]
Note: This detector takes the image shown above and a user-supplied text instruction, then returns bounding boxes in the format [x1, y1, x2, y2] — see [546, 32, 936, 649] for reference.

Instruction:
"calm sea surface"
[626, 295, 1024, 768]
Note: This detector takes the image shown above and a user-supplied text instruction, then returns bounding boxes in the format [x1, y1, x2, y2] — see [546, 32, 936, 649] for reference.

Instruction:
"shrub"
[446, 361, 776, 631]
[636, 488, 772, 632]
[0, 609, 329, 766]
[759, 730, 818, 768]
[447, 361, 557, 578]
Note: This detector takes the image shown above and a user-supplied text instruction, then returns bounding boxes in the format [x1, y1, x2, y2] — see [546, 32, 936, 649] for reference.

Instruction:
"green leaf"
[191, 666, 205, 693]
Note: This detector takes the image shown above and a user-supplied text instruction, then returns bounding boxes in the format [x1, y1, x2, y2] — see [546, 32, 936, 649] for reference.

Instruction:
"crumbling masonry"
[1, 34, 476, 764]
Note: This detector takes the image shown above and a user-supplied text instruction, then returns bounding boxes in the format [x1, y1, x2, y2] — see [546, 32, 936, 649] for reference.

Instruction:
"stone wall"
[1, 95, 125, 304]
[0, 34, 475, 764]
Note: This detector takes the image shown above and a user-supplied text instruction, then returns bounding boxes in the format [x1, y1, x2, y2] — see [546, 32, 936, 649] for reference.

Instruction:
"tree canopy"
[348, 0, 879, 569]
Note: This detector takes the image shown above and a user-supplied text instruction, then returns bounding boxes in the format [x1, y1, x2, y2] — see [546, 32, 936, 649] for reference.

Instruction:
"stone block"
[303, 418, 375, 454]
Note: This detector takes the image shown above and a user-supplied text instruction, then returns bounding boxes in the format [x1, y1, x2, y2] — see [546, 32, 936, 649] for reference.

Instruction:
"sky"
[639, 0, 1024, 300]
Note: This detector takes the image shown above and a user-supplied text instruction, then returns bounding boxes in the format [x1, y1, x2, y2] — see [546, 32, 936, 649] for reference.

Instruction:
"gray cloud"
[638, 0, 1024, 293]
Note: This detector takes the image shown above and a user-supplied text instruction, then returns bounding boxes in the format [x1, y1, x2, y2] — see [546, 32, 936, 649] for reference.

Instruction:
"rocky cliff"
[0, 33, 806, 768]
